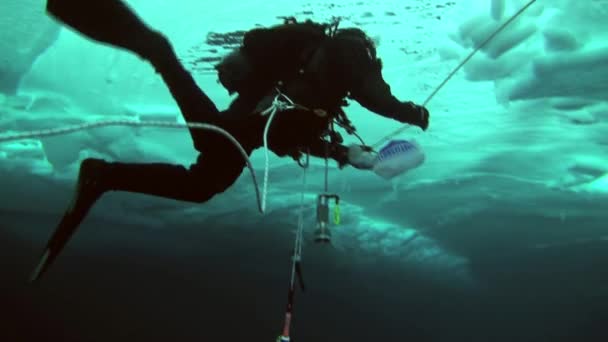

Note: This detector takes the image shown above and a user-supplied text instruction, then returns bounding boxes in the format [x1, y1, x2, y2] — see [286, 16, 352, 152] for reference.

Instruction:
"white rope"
[0, 119, 266, 212]
[260, 90, 296, 212]
[290, 153, 308, 288]
[0, 91, 301, 215]
[372, 0, 538, 149]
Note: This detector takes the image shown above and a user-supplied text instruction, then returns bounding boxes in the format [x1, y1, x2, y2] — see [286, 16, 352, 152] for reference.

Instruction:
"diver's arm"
[350, 68, 408, 119]
[349, 65, 429, 130]
[331, 34, 429, 130]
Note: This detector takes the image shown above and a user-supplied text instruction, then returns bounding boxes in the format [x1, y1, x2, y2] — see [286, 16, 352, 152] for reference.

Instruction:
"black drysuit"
[108, 23, 421, 203]
[32, 0, 429, 281]
[48, 0, 425, 204]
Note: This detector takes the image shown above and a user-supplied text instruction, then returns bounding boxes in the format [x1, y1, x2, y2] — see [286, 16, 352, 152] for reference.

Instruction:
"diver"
[31, 0, 430, 281]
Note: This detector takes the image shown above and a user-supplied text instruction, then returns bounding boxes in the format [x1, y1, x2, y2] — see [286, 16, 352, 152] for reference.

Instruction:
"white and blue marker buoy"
[373, 139, 425, 180]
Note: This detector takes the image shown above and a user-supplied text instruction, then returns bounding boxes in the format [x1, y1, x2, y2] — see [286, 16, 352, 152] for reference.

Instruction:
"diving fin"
[46, 0, 169, 62]
[45, 0, 220, 135]
[30, 159, 107, 282]
[29, 206, 95, 283]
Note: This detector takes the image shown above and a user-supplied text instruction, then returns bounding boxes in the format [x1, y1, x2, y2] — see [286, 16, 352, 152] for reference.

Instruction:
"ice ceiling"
[0, 0, 606, 285]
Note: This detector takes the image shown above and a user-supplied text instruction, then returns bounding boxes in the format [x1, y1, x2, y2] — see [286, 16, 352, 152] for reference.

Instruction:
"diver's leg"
[30, 145, 249, 282]
[46, 0, 220, 145]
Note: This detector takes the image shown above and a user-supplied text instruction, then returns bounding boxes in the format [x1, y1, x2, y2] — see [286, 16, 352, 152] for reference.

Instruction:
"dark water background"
[2, 206, 607, 342]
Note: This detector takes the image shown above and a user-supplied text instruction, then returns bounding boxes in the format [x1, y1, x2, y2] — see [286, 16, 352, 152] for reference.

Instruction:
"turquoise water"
[1, 0, 606, 341]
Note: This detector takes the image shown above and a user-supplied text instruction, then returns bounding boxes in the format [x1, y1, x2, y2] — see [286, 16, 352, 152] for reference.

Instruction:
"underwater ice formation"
[0, 0, 60, 94]
[450, 0, 607, 106]
[0, 0, 606, 287]
[503, 46, 608, 102]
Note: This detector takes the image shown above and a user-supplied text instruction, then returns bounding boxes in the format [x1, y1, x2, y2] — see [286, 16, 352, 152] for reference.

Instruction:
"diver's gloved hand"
[347, 144, 377, 170]
[396, 101, 430, 131]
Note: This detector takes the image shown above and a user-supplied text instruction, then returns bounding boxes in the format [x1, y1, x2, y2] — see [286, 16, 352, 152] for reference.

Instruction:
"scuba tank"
[214, 19, 328, 98]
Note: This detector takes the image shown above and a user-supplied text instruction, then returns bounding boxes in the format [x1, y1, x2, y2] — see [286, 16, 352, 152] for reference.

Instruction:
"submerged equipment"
[276, 136, 343, 341]
[373, 139, 425, 180]
[277, 118, 344, 341]
[277, 152, 309, 342]
[314, 136, 341, 244]
[314, 193, 340, 243]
